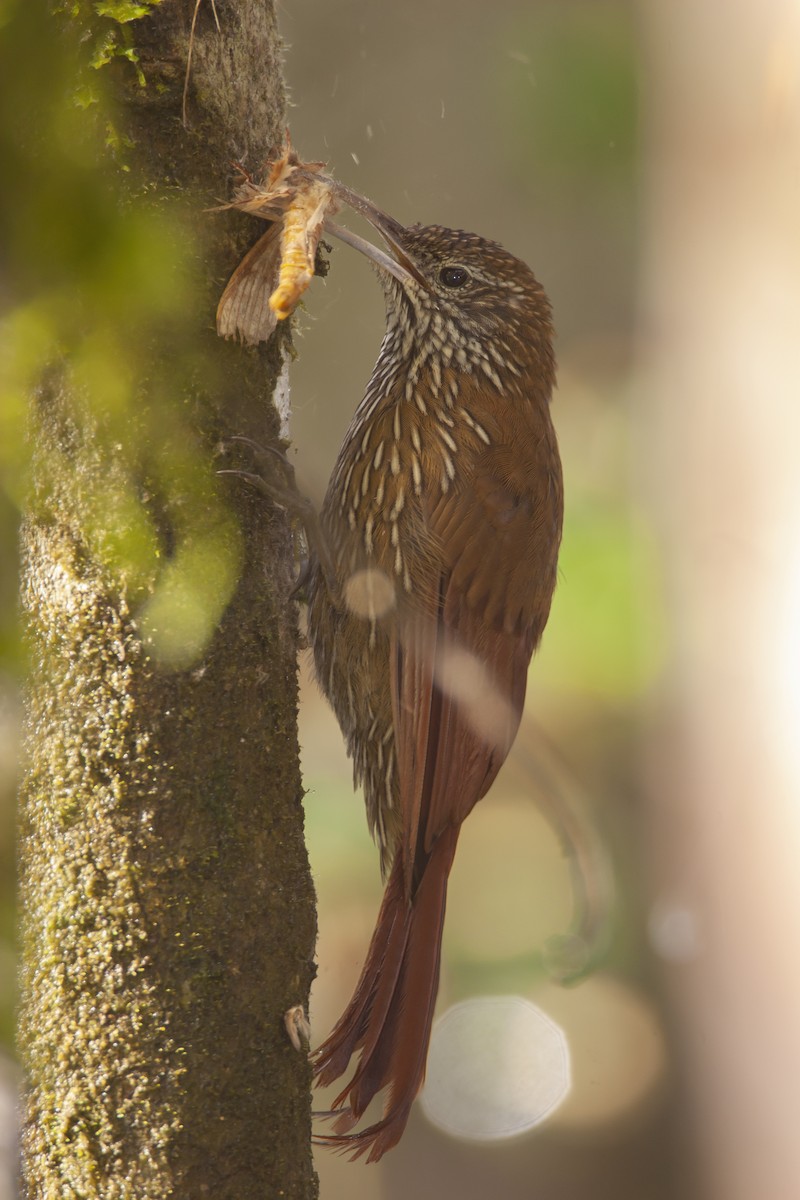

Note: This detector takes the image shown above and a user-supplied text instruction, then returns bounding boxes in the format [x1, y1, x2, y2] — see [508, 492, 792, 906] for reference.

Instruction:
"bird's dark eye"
[438, 265, 470, 289]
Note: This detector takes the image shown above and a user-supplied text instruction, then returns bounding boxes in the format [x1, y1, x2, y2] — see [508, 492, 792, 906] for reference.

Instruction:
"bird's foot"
[219, 435, 307, 516]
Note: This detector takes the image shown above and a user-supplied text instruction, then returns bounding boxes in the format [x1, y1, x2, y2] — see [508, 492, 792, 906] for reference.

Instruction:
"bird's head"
[328, 186, 555, 391]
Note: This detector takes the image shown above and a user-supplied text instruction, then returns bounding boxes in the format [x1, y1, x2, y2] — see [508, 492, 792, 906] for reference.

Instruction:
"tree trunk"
[17, 3, 317, 1197]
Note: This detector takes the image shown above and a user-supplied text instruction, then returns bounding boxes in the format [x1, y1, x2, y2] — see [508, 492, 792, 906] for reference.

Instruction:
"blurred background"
[3, 0, 800, 1198]
[283, 4, 673, 1197]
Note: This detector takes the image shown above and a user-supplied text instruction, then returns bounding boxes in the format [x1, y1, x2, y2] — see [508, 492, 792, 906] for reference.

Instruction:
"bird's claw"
[220, 435, 306, 514]
[218, 436, 337, 594]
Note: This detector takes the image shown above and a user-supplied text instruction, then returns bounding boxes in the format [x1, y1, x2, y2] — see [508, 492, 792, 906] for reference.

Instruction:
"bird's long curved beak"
[324, 181, 428, 290]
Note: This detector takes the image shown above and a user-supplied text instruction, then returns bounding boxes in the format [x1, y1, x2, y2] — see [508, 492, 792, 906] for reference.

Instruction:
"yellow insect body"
[216, 149, 338, 343]
[269, 181, 333, 320]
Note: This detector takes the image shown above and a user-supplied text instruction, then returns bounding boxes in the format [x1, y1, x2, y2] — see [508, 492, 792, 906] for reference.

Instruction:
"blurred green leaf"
[0, 0, 242, 673]
[495, 1, 639, 184]
[537, 499, 665, 699]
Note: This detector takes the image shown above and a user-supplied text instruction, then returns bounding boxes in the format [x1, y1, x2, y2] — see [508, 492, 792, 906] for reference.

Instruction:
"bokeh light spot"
[435, 645, 516, 753]
[421, 996, 571, 1142]
[344, 567, 395, 619]
[648, 897, 703, 962]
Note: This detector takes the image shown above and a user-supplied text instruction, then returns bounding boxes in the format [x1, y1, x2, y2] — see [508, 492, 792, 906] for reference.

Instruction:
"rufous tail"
[312, 824, 459, 1162]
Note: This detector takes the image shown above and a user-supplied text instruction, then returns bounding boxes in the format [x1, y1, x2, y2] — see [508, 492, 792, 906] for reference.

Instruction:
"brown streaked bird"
[307, 193, 563, 1161]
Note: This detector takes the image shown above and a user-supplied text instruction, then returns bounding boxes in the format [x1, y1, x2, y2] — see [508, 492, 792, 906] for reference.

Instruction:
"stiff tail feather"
[312, 825, 459, 1162]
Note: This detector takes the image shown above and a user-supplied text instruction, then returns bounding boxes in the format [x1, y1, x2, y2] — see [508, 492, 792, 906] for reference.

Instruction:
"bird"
[299, 194, 564, 1161]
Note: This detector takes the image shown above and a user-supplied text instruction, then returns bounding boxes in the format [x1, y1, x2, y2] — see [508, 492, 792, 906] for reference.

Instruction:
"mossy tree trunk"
[16, 2, 317, 1197]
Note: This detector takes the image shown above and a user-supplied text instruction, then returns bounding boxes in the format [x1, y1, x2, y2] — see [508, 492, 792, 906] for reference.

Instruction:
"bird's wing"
[390, 443, 561, 898]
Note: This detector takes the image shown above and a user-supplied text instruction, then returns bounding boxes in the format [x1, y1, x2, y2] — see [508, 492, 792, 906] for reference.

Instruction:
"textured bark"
[18, 3, 317, 1198]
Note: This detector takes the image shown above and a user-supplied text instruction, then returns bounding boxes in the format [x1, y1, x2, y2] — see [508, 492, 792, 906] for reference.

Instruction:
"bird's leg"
[218, 436, 336, 596]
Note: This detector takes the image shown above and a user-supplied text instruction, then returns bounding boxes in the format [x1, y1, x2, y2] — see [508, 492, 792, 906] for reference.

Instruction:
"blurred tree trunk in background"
[641, 3, 800, 1199]
[14, 2, 317, 1197]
